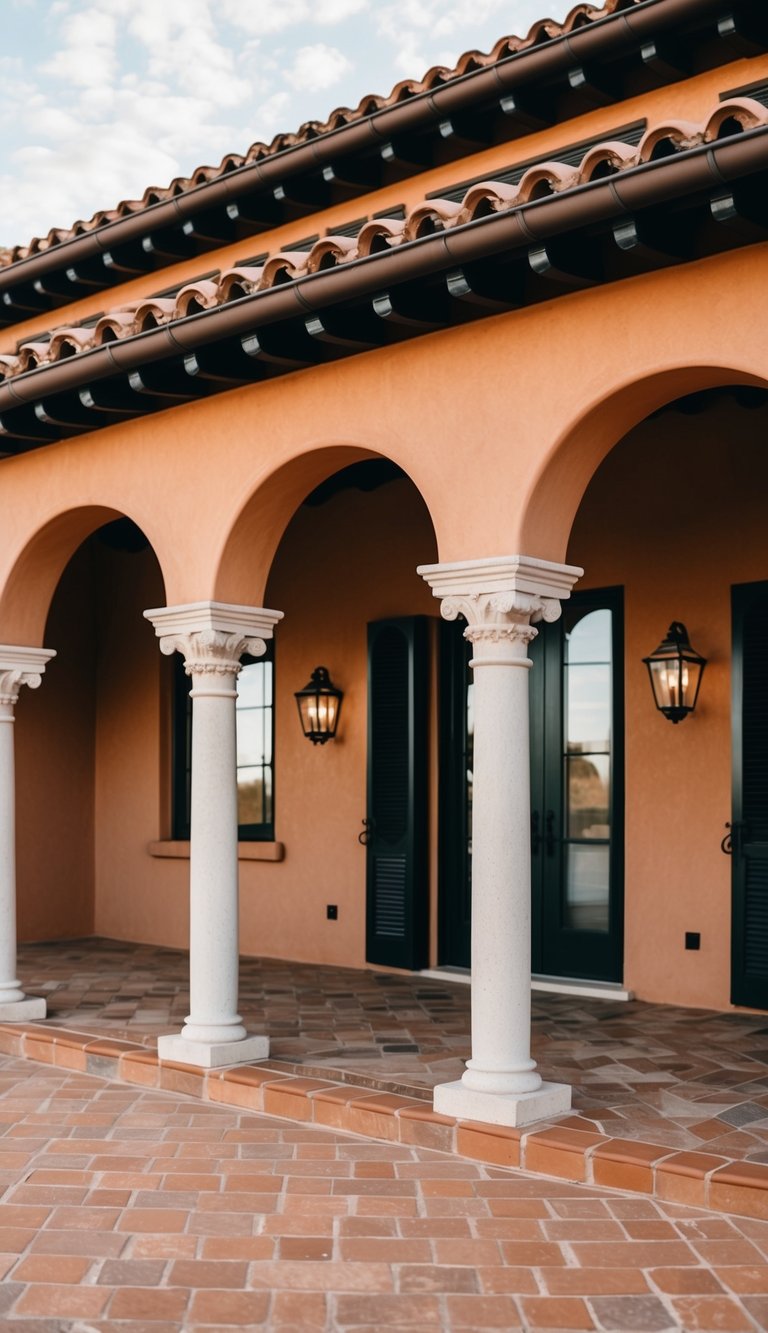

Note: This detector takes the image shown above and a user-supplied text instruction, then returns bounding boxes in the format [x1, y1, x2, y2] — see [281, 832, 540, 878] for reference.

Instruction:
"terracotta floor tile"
[714, 1264, 768, 1293]
[443, 1292, 523, 1326]
[571, 1240, 698, 1268]
[107, 1286, 191, 1321]
[270, 1289, 328, 1327]
[539, 1267, 651, 1296]
[652, 1265, 726, 1294]
[334, 1293, 442, 1325]
[278, 1236, 333, 1261]
[12, 1253, 92, 1284]
[188, 1289, 271, 1324]
[670, 1295, 755, 1329]
[14, 1283, 113, 1318]
[248, 1259, 394, 1292]
[399, 1263, 478, 1293]
[520, 1295, 595, 1328]
[474, 1265, 540, 1295]
[30, 1229, 128, 1256]
[588, 1294, 677, 1330]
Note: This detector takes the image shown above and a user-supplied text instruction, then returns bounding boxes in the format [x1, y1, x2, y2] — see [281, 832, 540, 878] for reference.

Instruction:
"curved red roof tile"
[0, 97, 764, 386]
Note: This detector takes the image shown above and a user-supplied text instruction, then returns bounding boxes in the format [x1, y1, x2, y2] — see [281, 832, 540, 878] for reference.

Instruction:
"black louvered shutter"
[732, 583, 768, 1007]
[366, 618, 428, 969]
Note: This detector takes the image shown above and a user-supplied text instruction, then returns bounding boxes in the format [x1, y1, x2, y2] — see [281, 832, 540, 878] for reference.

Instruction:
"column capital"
[418, 556, 582, 653]
[143, 601, 283, 677]
[0, 645, 56, 712]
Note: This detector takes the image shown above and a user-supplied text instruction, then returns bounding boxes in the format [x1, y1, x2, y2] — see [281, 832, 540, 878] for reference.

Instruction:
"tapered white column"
[0, 646, 56, 1020]
[419, 556, 581, 1127]
[144, 602, 283, 1068]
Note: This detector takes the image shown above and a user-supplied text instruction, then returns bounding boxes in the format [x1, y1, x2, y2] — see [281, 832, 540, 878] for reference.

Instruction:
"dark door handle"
[722, 821, 745, 856]
[359, 818, 373, 847]
[545, 809, 557, 856]
[531, 810, 541, 855]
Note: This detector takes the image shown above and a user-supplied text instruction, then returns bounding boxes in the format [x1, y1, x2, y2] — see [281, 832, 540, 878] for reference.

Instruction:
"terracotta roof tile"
[0, 0, 638, 272]
[0, 97, 764, 386]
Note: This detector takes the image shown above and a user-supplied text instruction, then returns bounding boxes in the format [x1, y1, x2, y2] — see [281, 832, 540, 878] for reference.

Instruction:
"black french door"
[365, 617, 429, 970]
[731, 582, 768, 1008]
[439, 588, 624, 982]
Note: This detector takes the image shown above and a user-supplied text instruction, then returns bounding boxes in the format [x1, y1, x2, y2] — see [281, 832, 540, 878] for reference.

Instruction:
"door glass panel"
[566, 753, 610, 837]
[565, 664, 611, 752]
[565, 844, 610, 931]
[565, 607, 612, 663]
[562, 608, 612, 934]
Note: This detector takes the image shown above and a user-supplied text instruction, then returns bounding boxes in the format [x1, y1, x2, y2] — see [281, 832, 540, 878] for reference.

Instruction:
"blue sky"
[1, 0, 575, 249]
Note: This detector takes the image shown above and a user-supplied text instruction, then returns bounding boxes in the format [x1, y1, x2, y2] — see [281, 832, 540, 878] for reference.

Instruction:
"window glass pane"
[565, 663, 611, 752]
[566, 753, 610, 838]
[236, 709, 266, 768]
[564, 843, 610, 932]
[238, 765, 269, 827]
[565, 607, 612, 664]
[237, 661, 265, 708]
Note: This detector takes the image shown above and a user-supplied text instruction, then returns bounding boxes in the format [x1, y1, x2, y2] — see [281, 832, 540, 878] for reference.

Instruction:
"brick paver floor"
[1, 1053, 768, 1330]
[17, 938, 768, 1162]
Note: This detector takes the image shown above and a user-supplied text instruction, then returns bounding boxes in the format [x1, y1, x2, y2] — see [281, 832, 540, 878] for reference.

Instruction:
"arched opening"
[515, 377, 768, 1012]
[14, 514, 167, 945]
[519, 365, 768, 563]
[209, 451, 440, 971]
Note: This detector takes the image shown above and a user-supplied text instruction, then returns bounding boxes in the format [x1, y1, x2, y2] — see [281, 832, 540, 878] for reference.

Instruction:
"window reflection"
[235, 659, 274, 832]
[562, 609, 612, 933]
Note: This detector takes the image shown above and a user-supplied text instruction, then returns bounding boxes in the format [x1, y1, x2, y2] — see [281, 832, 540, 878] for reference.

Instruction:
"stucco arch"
[214, 442, 440, 606]
[519, 362, 768, 563]
[0, 504, 168, 645]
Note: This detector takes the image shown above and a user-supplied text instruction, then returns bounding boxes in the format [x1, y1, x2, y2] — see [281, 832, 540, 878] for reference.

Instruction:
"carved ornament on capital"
[144, 602, 284, 679]
[158, 627, 269, 678]
[0, 647, 57, 713]
[440, 590, 561, 647]
[417, 555, 583, 653]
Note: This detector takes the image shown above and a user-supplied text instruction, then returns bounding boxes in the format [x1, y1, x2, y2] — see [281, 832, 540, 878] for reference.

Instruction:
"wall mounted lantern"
[643, 622, 707, 724]
[295, 666, 343, 744]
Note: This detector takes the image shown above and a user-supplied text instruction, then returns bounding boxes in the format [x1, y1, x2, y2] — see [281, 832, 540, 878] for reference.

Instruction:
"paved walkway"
[1, 1053, 768, 1331]
[18, 938, 768, 1161]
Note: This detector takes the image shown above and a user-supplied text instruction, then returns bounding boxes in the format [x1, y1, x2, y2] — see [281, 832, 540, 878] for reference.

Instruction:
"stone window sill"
[148, 840, 285, 862]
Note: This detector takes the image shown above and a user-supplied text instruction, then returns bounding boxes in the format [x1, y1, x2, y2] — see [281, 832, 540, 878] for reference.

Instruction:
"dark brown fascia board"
[2, 122, 767, 414]
[0, 0, 758, 299]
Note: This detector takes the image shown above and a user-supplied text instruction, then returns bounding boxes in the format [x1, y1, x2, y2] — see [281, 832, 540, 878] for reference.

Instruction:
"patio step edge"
[2, 1020, 767, 1224]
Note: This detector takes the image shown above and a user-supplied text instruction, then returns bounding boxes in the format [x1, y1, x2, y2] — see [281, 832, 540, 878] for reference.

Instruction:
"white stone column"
[0, 646, 56, 1021]
[144, 602, 283, 1068]
[418, 556, 581, 1127]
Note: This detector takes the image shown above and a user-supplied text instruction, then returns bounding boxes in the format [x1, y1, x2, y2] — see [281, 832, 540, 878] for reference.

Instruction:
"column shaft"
[0, 707, 23, 1004]
[186, 677, 244, 1043]
[465, 642, 539, 1092]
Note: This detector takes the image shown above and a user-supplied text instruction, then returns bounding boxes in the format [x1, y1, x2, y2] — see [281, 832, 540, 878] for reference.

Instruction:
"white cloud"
[315, 0, 369, 21]
[220, 0, 309, 36]
[283, 43, 351, 92]
[0, 0, 577, 247]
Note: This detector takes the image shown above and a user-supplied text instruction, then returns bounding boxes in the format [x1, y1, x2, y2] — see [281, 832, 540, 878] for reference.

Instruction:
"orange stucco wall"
[570, 397, 768, 1009]
[16, 543, 97, 941]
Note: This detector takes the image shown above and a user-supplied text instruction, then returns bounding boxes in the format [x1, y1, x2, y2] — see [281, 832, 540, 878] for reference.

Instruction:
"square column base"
[0, 996, 46, 1022]
[434, 1079, 571, 1128]
[157, 1032, 269, 1069]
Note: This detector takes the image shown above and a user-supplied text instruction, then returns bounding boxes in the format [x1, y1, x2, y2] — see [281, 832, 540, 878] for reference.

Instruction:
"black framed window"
[172, 646, 275, 841]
